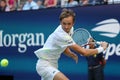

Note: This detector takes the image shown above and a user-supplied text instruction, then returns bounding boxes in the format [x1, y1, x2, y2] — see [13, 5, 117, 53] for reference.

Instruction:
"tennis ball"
[0, 59, 9, 67]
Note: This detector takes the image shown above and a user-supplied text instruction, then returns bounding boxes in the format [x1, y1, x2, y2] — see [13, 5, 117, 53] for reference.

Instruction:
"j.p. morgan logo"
[0, 30, 45, 53]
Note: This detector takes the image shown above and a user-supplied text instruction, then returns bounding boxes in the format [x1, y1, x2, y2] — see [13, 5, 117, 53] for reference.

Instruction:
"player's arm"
[63, 47, 78, 63]
[69, 42, 108, 56]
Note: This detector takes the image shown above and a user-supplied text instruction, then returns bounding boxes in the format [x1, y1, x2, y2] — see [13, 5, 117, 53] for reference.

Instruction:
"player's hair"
[59, 8, 76, 22]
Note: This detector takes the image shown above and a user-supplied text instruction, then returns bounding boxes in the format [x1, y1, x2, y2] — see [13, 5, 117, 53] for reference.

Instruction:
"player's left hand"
[72, 53, 78, 64]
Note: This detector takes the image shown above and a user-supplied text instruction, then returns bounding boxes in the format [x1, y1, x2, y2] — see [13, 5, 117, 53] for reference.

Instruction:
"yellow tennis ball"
[0, 59, 9, 67]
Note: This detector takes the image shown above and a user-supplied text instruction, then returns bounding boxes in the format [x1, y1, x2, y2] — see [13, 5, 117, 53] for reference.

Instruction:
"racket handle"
[95, 41, 101, 45]
[96, 41, 109, 48]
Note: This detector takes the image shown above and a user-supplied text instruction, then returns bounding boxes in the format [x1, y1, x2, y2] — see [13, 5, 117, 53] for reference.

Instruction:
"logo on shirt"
[64, 35, 73, 44]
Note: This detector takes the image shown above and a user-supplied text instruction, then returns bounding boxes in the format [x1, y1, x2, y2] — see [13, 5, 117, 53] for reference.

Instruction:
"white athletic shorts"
[36, 59, 60, 80]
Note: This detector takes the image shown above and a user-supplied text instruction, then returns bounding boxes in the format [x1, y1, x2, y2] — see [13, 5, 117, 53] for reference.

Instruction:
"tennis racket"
[72, 28, 100, 46]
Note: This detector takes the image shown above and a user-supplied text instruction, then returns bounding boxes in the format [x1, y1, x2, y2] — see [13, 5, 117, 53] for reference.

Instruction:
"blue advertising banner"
[0, 4, 120, 80]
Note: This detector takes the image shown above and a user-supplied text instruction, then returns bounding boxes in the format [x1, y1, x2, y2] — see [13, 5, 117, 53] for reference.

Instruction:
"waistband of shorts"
[88, 64, 101, 69]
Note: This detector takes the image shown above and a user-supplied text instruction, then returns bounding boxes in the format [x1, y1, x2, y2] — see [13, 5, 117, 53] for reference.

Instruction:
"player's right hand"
[100, 41, 108, 50]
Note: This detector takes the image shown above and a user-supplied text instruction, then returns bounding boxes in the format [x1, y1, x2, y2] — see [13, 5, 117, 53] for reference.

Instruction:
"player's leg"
[38, 66, 69, 80]
[53, 72, 69, 80]
[36, 59, 69, 80]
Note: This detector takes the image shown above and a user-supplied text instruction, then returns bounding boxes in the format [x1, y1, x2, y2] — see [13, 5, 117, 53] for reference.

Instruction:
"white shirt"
[22, 1, 39, 10]
[34, 25, 75, 65]
[67, 1, 78, 7]
[61, 0, 68, 7]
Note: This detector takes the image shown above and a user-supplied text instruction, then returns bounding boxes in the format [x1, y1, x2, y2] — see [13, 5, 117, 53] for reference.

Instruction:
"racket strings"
[72, 28, 91, 46]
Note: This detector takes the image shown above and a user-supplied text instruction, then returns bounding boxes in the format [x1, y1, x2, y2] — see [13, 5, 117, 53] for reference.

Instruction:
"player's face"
[61, 16, 74, 33]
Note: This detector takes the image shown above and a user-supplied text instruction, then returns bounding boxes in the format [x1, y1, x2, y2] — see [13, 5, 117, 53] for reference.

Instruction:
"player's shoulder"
[53, 25, 73, 41]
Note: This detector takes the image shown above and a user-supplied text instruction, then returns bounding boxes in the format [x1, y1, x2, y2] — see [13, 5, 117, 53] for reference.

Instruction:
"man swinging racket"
[34, 8, 108, 80]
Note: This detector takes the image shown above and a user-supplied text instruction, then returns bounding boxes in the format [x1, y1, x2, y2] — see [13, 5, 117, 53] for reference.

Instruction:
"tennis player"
[34, 8, 108, 80]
